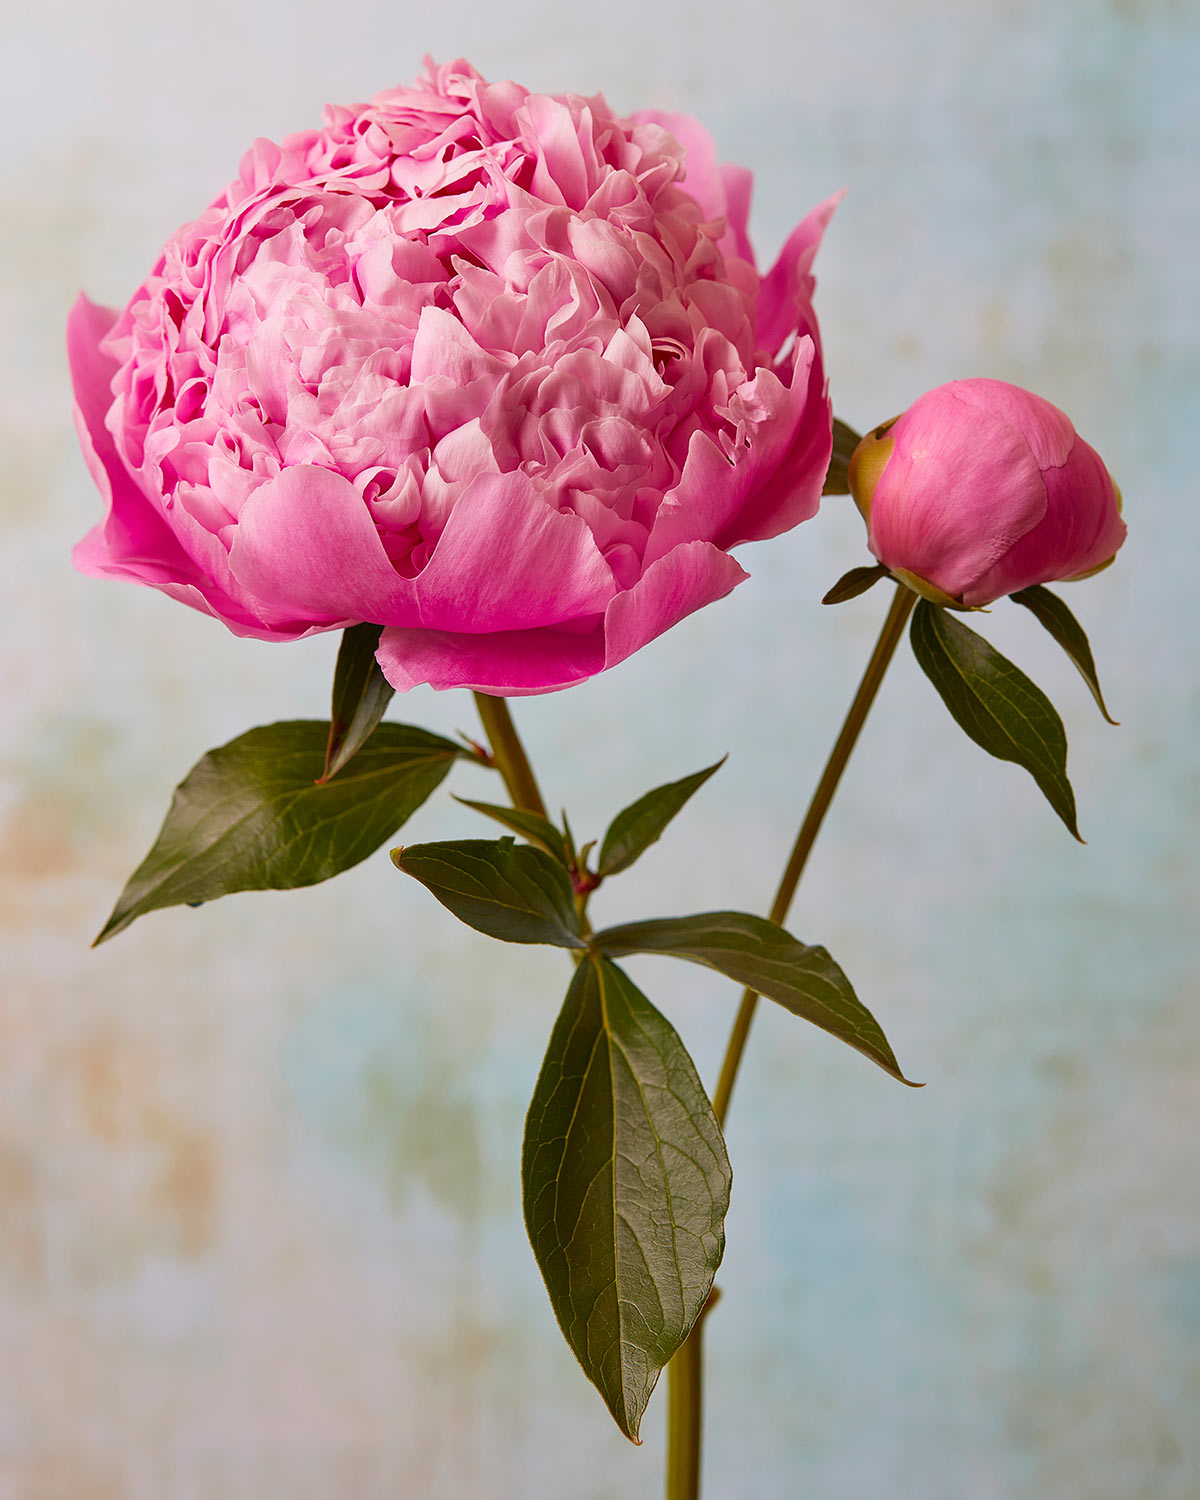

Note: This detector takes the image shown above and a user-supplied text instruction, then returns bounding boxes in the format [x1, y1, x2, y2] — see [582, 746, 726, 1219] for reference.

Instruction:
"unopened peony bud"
[847, 379, 1125, 607]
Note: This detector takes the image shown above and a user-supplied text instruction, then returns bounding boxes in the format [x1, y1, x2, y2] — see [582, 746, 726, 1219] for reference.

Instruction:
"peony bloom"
[847, 379, 1125, 608]
[70, 59, 835, 694]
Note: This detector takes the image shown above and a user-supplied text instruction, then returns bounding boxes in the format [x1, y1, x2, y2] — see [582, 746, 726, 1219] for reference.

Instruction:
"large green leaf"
[393, 838, 584, 948]
[910, 600, 1082, 840]
[597, 759, 725, 878]
[322, 623, 396, 780]
[823, 417, 863, 495]
[592, 912, 917, 1085]
[523, 953, 730, 1442]
[96, 721, 461, 944]
[452, 798, 569, 863]
[1011, 585, 1117, 724]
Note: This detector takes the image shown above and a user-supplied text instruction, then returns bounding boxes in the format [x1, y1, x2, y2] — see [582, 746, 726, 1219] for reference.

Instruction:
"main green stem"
[665, 582, 916, 1500]
[473, 692, 548, 817]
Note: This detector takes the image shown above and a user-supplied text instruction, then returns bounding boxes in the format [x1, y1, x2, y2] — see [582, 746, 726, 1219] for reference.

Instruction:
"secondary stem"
[712, 582, 915, 1125]
[473, 692, 548, 817]
[664, 582, 915, 1500]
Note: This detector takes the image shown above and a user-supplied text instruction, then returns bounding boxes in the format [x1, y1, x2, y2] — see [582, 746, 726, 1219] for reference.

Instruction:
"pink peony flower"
[847, 379, 1125, 607]
[70, 59, 836, 694]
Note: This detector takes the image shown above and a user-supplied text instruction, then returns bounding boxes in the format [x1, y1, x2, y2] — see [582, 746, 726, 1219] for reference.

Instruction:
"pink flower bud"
[847, 379, 1125, 607]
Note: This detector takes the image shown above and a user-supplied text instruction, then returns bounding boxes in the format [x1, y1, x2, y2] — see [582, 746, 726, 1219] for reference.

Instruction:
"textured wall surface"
[3, 1, 1198, 1495]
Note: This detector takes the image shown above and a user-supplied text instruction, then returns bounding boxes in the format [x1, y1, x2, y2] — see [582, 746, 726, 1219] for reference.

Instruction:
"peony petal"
[153, 580, 346, 642]
[630, 109, 754, 265]
[228, 465, 419, 627]
[719, 164, 754, 265]
[757, 192, 841, 358]
[869, 391, 1048, 599]
[376, 620, 605, 695]
[643, 431, 752, 565]
[68, 295, 198, 587]
[948, 379, 1076, 470]
[414, 470, 618, 631]
[602, 540, 748, 671]
[378, 538, 747, 694]
[720, 336, 830, 546]
[523, 94, 592, 209]
[964, 436, 1126, 604]
[409, 304, 512, 387]
[69, 294, 282, 635]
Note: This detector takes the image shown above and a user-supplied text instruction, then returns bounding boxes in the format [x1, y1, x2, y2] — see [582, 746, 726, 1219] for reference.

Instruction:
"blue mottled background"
[3, 1, 1198, 1495]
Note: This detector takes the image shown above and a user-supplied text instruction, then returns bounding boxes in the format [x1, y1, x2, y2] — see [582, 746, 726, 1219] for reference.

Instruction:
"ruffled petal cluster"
[71, 59, 835, 693]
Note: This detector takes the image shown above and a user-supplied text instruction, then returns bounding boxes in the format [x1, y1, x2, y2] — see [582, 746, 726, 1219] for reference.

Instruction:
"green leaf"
[522, 953, 730, 1442]
[592, 912, 917, 1085]
[597, 759, 725, 878]
[823, 417, 863, 495]
[96, 721, 461, 944]
[822, 563, 889, 606]
[393, 838, 584, 948]
[910, 600, 1082, 840]
[1011, 585, 1118, 724]
[322, 624, 396, 780]
[451, 798, 569, 863]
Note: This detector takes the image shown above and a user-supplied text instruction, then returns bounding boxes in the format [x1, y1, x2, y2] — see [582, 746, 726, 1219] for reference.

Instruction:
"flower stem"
[472, 695, 589, 948]
[473, 692, 548, 817]
[664, 582, 915, 1500]
[712, 582, 916, 1125]
[664, 1287, 721, 1500]
[665, 1328, 702, 1500]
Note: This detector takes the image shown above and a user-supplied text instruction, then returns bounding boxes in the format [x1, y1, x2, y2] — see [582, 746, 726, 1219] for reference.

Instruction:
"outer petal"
[602, 540, 748, 672]
[868, 388, 1049, 600]
[377, 539, 748, 694]
[756, 192, 841, 359]
[69, 295, 199, 589]
[376, 622, 605, 695]
[715, 335, 830, 546]
[69, 294, 290, 636]
[642, 430, 754, 566]
[719, 164, 754, 266]
[227, 465, 419, 627]
[964, 437, 1126, 604]
[414, 470, 618, 631]
[948, 379, 1076, 470]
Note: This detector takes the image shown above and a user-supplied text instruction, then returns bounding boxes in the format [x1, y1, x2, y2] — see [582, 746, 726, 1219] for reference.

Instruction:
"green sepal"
[96, 721, 461, 944]
[597, 758, 726, 878]
[393, 838, 584, 948]
[452, 798, 570, 863]
[1011, 585, 1118, 724]
[522, 952, 731, 1442]
[592, 911, 917, 1085]
[822, 417, 863, 495]
[910, 600, 1082, 840]
[822, 563, 890, 606]
[322, 623, 396, 781]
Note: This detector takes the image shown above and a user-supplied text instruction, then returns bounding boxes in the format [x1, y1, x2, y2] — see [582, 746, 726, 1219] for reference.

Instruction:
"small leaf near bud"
[822, 563, 890, 606]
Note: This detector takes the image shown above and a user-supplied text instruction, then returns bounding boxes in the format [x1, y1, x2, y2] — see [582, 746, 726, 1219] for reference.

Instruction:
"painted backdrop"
[3, 0, 1198, 1495]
